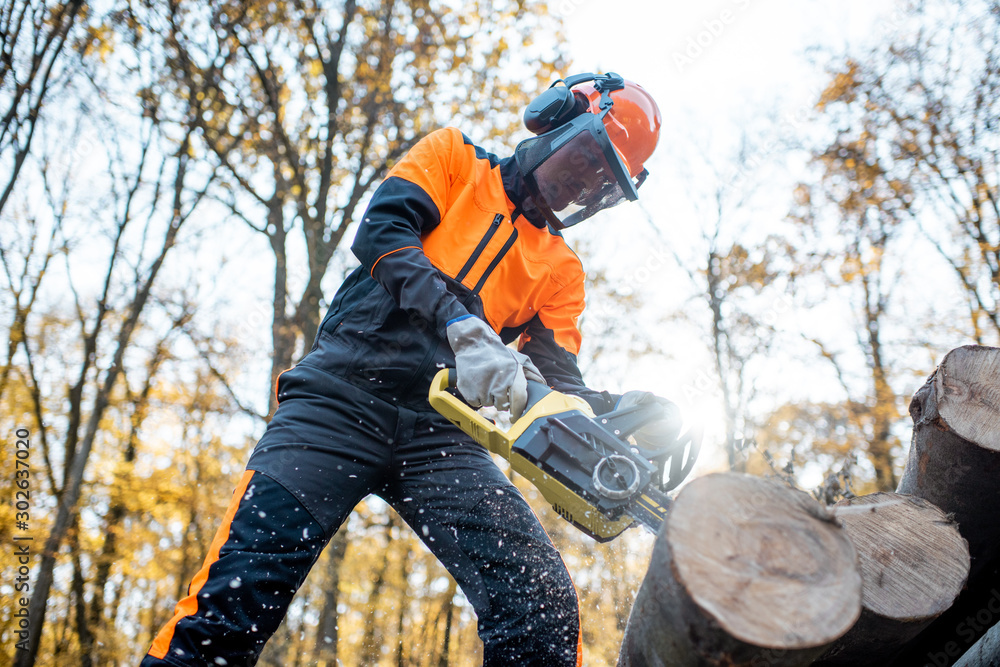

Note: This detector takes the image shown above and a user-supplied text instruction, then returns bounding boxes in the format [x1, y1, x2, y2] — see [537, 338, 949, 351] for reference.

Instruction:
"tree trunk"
[897, 345, 1000, 577]
[814, 493, 969, 666]
[438, 577, 459, 667]
[887, 566, 1000, 667]
[359, 545, 391, 667]
[885, 345, 1000, 666]
[14, 130, 201, 667]
[70, 526, 94, 667]
[617, 473, 862, 667]
[393, 539, 414, 667]
[267, 195, 293, 420]
[314, 530, 348, 665]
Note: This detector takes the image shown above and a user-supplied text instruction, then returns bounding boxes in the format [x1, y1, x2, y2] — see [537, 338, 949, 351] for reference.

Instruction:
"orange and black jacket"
[303, 127, 618, 414]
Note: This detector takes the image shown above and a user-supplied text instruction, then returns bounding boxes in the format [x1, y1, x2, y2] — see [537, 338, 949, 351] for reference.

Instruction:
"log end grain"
[833, 492, 969, 622]
[816, 493, 971, 665]
[669, 473, 863, 650]
[936, 345, 1000, 451]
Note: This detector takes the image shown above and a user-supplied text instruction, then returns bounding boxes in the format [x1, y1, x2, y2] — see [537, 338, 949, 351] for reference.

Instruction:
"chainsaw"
[428, 369, 701, 542]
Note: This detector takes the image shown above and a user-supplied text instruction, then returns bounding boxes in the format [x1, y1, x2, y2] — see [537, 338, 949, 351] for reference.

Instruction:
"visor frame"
[516, 110, 645, 230]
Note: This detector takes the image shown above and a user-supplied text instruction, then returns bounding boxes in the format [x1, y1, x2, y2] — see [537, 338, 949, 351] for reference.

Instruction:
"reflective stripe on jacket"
[303, 127, 616, 413]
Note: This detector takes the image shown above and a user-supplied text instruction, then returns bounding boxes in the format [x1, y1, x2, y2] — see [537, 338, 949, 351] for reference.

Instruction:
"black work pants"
[140, 364, 581, 666]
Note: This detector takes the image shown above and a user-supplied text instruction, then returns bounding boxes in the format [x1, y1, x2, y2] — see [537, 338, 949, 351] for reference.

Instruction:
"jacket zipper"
[455, 213, 504, 282]
[469, 227, 518, 298]
[401, 221, 519, 400]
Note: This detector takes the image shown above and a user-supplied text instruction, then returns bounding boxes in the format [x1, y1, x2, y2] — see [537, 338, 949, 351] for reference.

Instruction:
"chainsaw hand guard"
[600, 393, 702, 493]
[643, 423, 702, 493]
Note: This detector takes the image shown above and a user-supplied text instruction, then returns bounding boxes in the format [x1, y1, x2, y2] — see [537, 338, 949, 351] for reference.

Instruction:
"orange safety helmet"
[573, 79, 661, 179]
[517, 72, 662, 229]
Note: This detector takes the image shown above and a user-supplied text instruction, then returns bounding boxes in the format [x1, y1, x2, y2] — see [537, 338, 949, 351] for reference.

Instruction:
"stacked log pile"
[618, 345, 1000, 667]
[888, 345, 1000, 666]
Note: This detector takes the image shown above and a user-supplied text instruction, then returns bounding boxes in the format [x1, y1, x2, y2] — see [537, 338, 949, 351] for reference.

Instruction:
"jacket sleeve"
[351, 128, 470, 339]
[518, 269, 620, 415]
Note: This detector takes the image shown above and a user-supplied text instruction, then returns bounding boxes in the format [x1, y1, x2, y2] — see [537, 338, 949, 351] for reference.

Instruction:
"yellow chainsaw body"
[428, 369, 636, 541]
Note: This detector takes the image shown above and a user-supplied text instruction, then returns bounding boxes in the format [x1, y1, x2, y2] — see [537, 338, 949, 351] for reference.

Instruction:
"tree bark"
[618, 473, 862, 667]
[814, 493, 969, 666]
[886, 565, 1000, 667]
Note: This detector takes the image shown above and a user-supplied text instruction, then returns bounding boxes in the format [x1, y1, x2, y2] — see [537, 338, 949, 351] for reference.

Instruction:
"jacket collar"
[500, 156, 550, 229]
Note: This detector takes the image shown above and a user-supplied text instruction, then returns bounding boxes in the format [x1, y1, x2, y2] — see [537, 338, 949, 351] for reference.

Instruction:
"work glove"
[616, 391, 682, 451]
[446, 315, 544, 419]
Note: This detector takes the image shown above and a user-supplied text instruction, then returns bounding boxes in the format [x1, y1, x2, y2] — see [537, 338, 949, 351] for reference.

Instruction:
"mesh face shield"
[515, 112, 647, 229]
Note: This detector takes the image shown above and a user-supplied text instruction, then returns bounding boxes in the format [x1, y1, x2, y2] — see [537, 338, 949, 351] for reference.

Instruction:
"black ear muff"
[523, 85, 577, 135]
[523, 72, 599, 135]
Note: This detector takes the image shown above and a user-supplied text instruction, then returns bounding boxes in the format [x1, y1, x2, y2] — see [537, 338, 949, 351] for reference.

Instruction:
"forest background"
[1, 0, 998, 665]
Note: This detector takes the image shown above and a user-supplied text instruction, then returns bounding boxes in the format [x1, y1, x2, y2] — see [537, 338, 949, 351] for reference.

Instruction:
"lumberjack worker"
[142, 72, 664, 666]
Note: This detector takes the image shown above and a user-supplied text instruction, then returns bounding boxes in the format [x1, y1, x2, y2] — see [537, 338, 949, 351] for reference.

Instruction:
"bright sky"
[557, 0, 901, 111]
[547, 0, 905, 479]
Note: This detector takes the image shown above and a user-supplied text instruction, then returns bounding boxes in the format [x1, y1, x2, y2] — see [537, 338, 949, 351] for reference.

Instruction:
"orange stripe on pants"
[148, 469, 256, 659]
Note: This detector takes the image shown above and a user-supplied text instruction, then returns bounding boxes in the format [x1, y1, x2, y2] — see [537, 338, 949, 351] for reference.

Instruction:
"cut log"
[617, 473, 862, 667]
[884, 345, 1000, 667]
[897, 344, 1000, 577]
[814, 493, 969, 666]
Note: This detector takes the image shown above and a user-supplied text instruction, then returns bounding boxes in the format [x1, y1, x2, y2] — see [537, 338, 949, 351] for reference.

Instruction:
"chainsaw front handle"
[429, 368, 515, 458]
